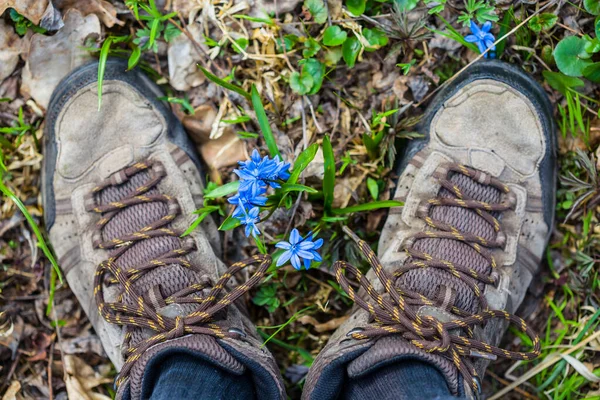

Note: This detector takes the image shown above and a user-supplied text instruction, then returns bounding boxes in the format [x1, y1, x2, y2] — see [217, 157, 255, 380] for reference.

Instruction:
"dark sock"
[343, 360, 464, 400]
[142, 351, 257, 400]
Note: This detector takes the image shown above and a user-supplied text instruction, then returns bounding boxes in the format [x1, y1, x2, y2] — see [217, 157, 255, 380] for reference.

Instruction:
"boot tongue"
[397, 172, 501, 314]
[347, 336, 460, 394]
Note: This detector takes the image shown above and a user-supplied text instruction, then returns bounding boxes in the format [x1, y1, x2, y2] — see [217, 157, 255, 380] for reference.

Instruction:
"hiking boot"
[43, 59, 284, 399]
[304, 60, 556, 399]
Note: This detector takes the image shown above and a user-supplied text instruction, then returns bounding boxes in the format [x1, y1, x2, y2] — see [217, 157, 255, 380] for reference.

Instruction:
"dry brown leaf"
[0, 0, 60, 29]
[64, 355, 112, 400]
[178, 104, 218, 142]
[167, 22, 207, 91]
[20, 9, 100, 109]
[2, 381, 21, 400]
[0, 20, 27, 83]
[298, 315, 349, 332]
[54, 0, 123, 27]
[200, 129, 248, 170]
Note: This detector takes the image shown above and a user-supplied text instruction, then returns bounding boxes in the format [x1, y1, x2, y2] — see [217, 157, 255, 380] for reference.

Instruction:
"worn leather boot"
[43, 59, 285, 399]
[304, 60, 556, 399]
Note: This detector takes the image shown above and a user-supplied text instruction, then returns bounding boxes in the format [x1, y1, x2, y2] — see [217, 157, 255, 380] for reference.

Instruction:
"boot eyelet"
[346, 327, 364, 337]
[228, 327, 246, 338]
[472, 376, 482, 396]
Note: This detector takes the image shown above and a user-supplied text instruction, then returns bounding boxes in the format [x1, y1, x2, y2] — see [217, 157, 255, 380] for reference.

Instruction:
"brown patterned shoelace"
[86, 160, 270, 387]
[333, 164, 541, 394]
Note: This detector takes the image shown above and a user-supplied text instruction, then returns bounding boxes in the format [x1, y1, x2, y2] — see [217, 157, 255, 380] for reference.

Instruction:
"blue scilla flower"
[228, 185, 268, 218]
[276, 229, 324, 270]
[235, 149, 290, 193]
[237, 200, 261, 237]
[465, 21, 496, 58]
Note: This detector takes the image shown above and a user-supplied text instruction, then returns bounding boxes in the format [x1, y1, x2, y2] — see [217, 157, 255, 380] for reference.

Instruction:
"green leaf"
[289, 143, 319, 184]
[554, 36, 593, 77]
[585, 0, 600, 15]
[219, 215, 242, 231]
[303, 37, 321, 58]
[97, 37, 113, 111]
[182, 206, 220, 236]
[596, 15, 600, 37]
[584, 36, 600, 54]
[324, 46, 343, 66]
[346, 0, 366, 16]
[475, 4, 498, 24]
[232, 37, 249, 54]
[204, 181, 240, 199]
[542, 71, 584, 95]
[128, 45, 142, 70]
[528, 13, 558, 32]
[394, 0, 419, 12]
[322, 136, 335, 215]
[251, 85, 281, 158]
[367, 177, 379, 200]
[342, 36, 361, 68]
[323, 26, 348, 46]
[149, 18, 160, 48]
[300, 58, 325, 95]
[304, 0, 328, 24]
[163, 23, 182, 42]
[222, 115, 252, 124]
[0, 181, 64, 303]
[232, 14, 275, 25]
[332, 200, 403, 215]
[290, 71, 314, 95]
[278, 183, 319, 194]
[199, 66, 251, 100]
[583, 62, 600, 83]
[254, 234, 268, 254]
[363, 28, 389, 51]
[237, 131, 260, 139]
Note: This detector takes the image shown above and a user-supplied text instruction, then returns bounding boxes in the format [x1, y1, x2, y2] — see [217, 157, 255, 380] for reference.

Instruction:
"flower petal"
[312, 238, 324, 249]
[277, 249, 293, 266]
[303, 257, 312, 270]
[275, 241, 291, 250]
[482, 21, 492, 33]
[291, 254, 301, 270]
[469, 20, 481, 36]
[296, 250, 315, 259]
[476, 41, 486, 54]
[311, 251, 322, 262]
[464, 35, 478, 43]
[289, 229, 300, 245]
[298, 241, 316, 250]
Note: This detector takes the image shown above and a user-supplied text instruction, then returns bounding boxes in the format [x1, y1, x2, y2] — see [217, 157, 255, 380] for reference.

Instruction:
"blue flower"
[228, 185, 267, 218]
[465, 21, 496, 58]
[229, 149, 291, 236]
[237, 201, 261, 237]
[275, 229, 324, 270]
[234, 149, 290, 193]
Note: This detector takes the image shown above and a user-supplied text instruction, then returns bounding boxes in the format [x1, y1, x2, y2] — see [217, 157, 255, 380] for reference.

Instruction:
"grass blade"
[251, 85, 280, 158]
[204, 181, 240, 199]
[97, 37, 113, 110]
[288, 142, 319, 184]
[332, 200, 403, 215]
[198, 66, 251, 100]
[0, 180, 63, 316]
[322, 136, 335, 215]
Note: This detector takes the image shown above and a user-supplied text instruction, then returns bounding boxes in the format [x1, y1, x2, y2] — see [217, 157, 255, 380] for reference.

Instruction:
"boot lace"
[86, 160, 270, 387]
[333, 163, 541, 394]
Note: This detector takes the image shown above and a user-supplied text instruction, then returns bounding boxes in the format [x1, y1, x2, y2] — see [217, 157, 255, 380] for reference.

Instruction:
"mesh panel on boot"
[397, 173, 501, 314]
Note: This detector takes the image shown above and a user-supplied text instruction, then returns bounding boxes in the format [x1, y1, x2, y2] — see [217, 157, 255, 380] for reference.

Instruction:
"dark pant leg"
[142, 351, 257, 400]
[342, 360, 465, 400]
